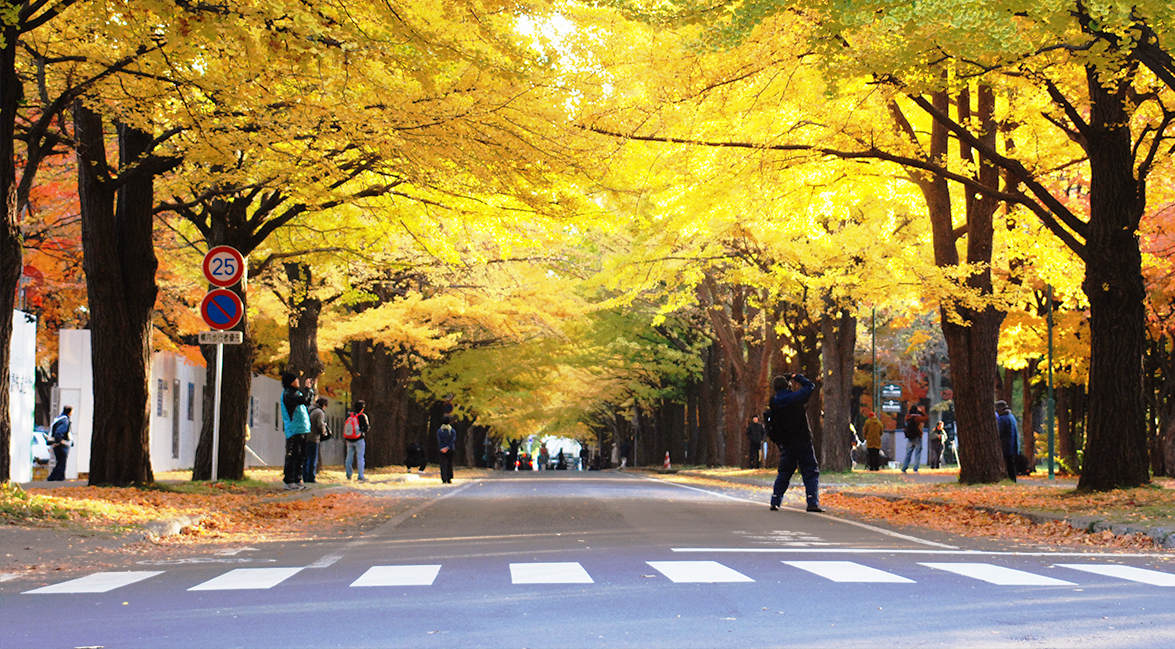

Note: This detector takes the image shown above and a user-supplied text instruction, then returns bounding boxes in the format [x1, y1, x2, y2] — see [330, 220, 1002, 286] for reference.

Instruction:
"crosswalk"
[17, 560, 1175, 594]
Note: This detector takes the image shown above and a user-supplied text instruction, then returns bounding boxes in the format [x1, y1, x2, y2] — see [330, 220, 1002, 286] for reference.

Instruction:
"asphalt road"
[3, 472, 1174, 649]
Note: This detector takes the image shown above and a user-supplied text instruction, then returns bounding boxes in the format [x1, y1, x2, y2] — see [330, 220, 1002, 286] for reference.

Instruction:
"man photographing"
[767, 373, 824, 513]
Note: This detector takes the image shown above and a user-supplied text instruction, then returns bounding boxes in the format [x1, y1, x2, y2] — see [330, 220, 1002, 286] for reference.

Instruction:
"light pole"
[1047, 285, 1055, 480]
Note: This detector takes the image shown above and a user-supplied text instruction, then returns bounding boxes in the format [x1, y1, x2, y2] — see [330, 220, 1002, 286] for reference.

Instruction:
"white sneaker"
[284, 483, 300, 491]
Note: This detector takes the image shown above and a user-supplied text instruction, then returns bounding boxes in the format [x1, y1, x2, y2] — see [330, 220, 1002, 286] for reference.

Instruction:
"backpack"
[343, 412, 363, 440]
[763, 407, 786, 446]
[904, 415, 922, 440]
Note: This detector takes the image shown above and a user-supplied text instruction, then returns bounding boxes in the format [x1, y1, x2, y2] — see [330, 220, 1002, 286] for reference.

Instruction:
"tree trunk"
[1076, 66, 1150, 490]
[0, 23, 20, 482]
[1021, 368, 1036, 465]
[76, 110, 156, 486]
[284, 262, 324, 380]
[348, 340, 411, 468]
[820, 308, 856, 472]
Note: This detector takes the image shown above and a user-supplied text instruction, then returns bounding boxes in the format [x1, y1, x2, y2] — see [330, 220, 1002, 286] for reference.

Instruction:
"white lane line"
[920, 562, 1075, 586]
[24, 571, 164, 594]
[647, 561, 754, 583]
[351, 565, 441, 587]
[671, 548, 1175, 558]
[510, 562, 594, 584]
[1055, 564, 1175, 587]
[651, 478, 957, 549]
[783, 560, 915, 583]
[188, 567, 303, 591]
[0, 574, 20, 583]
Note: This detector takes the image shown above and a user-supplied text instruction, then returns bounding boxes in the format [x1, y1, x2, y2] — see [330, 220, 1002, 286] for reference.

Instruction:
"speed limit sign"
[202, 246, 245, 287]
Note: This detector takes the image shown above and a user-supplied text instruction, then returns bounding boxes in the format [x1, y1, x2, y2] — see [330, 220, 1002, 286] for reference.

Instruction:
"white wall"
[7, 311, 38, 483]
[52, 330, 292, 477]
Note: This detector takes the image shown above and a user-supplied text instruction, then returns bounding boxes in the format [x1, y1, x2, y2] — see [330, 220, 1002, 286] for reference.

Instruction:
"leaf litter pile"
[660, 472, 1175, 551]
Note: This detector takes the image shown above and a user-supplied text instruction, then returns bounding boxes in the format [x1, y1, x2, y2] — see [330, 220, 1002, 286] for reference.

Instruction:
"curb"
[836, 490, 1175, 549]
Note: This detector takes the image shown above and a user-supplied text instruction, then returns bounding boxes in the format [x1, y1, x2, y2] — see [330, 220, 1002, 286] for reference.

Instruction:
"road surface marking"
[351, 565, 441, 587]
[783, 561, 915, 583]
[23, 571, 163, 594]
[920, 562, 1075, 586]
[510, 562, 594, 584]
[188, 567, 303, 591]
[1055, 564, 1175, 586]
[647, 561, 754, 583]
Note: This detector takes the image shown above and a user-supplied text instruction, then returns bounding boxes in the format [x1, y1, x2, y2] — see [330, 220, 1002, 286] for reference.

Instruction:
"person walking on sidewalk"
[47, 406, 72, 481]
[996, 400, 1019, 482]
[343, 401, 370, 481]
[863, 411, 883, 471]
[767, 373, 824, 513]
[746, 415, 766, 469]
[280, 372, 315, 490]
[305, 397, 329, 483]
[928, 420, 945, 469]
[901, 406, 927, 474]
[437, 415, 457, 484]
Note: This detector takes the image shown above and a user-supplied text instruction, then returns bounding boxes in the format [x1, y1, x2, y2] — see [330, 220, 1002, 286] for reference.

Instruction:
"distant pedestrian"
[901, 406, 927, 474]
[47, 406, 72, 481]
[863, 411, 884, 471]
[996, 400, 1019, 482]
[767, 373, 824, 513]
[579, 445, 590, 471]
[343, 400, 369, 482]
[280, 372, 315, 490]
[746, 415, 766, 469]
[928, 420, 945, 469]
[437, 415, 457, 484]
[305, 396, 329, 483]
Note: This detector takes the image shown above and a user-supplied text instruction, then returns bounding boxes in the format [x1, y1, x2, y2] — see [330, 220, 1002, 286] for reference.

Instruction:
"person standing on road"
[47, 406, 72, 481]
[343, 401, 369, 482]
[281, 372, 315, 490]
[767, 373, 824, 513]
[305, 396, 329, 483]
[901, 406, 927, 474]
[996, 400, 1019, 482]
[928, 420, 945, 469]
[746, 415, 766, 469]
[863, 411, 884, 471]
[437, 415, 457, 484]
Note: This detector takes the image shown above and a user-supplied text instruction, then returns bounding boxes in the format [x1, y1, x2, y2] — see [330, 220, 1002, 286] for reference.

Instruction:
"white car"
[31, 426, 52, 466]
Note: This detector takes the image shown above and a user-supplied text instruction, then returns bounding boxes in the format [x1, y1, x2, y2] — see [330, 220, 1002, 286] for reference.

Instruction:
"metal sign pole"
[211, 341, 224, 482]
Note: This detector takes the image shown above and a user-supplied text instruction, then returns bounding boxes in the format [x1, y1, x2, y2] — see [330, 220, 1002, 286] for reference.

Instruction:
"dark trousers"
[48, 444, 69, 481]
[439, 451, 454, 484]
[1004, 454, 1018, 482]
[867, 447, 881, 471]
[303, 440, 319, 483]
[771, 441, 820, 508]
[749, 444, 762, 469]
[284, 434, 306, 485]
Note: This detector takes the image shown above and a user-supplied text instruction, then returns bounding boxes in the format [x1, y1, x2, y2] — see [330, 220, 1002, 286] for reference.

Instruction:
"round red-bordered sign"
[202, 245, 245, 287]
[200, 289, 244, 330]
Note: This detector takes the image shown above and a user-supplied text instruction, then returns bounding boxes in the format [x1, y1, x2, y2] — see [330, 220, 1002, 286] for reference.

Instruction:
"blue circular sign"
[200, 289, 244, 330]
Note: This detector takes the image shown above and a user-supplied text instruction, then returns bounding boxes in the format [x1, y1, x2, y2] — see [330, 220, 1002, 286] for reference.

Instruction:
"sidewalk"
[668, 467, 1175, 549]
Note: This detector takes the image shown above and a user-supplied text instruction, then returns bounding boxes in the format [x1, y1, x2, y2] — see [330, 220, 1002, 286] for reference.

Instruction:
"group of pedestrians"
[280, 372, 370, 490]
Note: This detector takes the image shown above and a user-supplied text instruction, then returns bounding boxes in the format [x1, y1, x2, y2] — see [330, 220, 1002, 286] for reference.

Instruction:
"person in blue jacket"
[280, 372, 315, 490]
[437, 415, 457, 484]
[996, 400, 1019, 482]
[767, 373, 824, 513]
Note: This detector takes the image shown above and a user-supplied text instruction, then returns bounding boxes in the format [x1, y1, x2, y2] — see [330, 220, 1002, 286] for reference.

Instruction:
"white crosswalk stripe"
[510, 562, 594, 584]
[352, 565, 441, 587]
[647, 561, 754, 583]
[920, 562, 1075, 586]
[188, 567, 303, 591]
[784, 560, 915, 583]
[1055, 564, 1175, 587]
[14, 560, 1175, 594]
[23, 571, 163, 594]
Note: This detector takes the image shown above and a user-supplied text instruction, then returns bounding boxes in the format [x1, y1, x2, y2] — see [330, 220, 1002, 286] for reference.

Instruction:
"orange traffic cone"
[663, 451, 671, 470]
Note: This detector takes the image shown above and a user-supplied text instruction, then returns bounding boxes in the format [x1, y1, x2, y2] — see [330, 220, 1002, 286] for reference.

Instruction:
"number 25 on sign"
[203, 245, 245, 288]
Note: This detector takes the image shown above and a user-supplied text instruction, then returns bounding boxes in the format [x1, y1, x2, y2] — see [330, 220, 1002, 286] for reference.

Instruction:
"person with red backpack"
[343, 400, 369, 481]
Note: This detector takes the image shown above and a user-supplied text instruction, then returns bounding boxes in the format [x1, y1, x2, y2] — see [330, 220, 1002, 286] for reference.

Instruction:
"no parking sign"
[200, 289, 244, 330]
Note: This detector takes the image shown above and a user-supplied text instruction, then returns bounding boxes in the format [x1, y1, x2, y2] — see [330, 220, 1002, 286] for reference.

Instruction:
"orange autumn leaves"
[19, 484, 387, 545]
